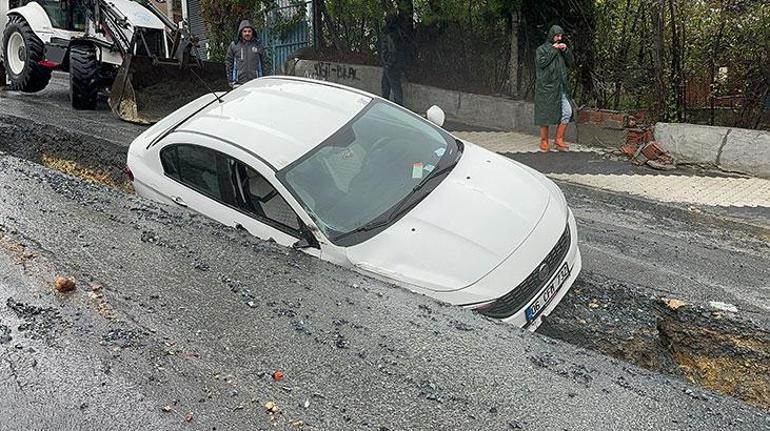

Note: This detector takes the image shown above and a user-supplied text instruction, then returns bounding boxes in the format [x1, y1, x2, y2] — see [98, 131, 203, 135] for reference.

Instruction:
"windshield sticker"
[424, 163, 435, 173]
[434, 148, 446, 157]
[412, 162, 424, 179]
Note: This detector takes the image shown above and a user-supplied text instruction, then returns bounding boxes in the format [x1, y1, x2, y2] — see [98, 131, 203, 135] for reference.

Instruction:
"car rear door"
[153, 135, 314, 252]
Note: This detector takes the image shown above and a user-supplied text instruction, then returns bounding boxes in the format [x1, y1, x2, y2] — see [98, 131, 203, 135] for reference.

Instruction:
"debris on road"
[54, 276, 77, 293]
[709, 301, 739, 313]
[0, 324, 11, 344]
[161, 405, 172, 412]
[666, 299, 686, 311]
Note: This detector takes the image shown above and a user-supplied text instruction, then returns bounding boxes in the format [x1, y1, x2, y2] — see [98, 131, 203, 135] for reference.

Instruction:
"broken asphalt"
[1, 152, 768, 430]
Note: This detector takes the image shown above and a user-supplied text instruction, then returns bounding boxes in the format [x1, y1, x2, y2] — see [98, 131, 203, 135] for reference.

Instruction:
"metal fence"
[259, 0, 313, 74]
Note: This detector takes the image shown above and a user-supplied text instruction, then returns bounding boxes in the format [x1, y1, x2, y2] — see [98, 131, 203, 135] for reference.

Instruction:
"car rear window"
[161, 145, 223, 201]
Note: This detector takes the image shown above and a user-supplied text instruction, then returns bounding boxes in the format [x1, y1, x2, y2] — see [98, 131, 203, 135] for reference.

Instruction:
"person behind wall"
[534, 25, 575, 152]
[380, 15, 405, 105]
[226, 20, 267, 88]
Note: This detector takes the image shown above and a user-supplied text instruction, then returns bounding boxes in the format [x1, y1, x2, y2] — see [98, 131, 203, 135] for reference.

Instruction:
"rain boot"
[554, 123, 569, 151]
[539, 126, 550, 152]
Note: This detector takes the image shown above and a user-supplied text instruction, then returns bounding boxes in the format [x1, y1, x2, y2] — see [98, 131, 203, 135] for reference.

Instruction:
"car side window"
[160, 145, 237, 206]
[160, 144, 302, 237]
[231, 161, 302, 233]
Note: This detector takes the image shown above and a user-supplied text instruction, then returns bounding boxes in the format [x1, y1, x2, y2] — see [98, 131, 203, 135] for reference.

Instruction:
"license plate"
[525, 263, 570, 322]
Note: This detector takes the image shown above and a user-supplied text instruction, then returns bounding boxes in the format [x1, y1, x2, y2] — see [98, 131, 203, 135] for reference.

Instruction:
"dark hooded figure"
[534, 25, 575, 152]
[380, 14, 405, 105]
[225, 20, 267, 88]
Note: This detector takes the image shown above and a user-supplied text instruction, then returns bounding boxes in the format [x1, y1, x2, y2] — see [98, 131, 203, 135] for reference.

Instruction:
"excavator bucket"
[109, 55, 229, 124]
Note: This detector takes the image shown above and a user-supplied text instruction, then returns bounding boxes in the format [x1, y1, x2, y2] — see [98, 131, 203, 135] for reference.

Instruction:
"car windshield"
[278, 101, 460, 245]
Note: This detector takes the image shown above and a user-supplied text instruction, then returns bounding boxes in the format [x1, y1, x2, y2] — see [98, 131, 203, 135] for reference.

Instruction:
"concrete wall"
[284, 59, 576, 140]
[655, 122, 770, 179]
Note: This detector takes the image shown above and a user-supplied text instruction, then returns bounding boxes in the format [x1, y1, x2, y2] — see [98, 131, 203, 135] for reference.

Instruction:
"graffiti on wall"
[304, 62, 361, 82]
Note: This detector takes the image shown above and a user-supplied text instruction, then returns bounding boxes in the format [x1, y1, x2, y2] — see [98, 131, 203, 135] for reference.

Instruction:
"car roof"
[175, 77, 373, 170]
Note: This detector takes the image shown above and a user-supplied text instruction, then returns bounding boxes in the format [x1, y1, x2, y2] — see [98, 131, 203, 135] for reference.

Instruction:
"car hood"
[345, 143, 551, 292]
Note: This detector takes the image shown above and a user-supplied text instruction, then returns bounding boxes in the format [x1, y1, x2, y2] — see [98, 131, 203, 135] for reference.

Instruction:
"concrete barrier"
[284, 59, 576, 140]
[655, 122, 770, 179]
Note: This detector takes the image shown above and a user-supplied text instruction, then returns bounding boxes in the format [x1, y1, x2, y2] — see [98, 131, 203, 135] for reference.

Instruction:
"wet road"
[0, 72, 145, 144]
[1, 79, 770, 424]
[1, 154, 768, 430]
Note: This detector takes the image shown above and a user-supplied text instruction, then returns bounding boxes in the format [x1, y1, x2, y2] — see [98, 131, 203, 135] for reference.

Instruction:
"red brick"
[626, 129, 643, 145]
[641, 142, 666, 160]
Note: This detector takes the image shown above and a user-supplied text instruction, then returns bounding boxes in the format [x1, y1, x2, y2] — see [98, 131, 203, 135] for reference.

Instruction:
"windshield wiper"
[334, 151, 462, 242]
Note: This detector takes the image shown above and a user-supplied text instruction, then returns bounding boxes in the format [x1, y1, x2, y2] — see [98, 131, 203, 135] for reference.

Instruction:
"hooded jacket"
[534, 25, 575, 125]
[225, 20, 266, 85]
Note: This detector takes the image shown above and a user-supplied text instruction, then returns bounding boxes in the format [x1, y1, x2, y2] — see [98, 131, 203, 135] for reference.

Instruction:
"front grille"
[477, 223, 571, 319]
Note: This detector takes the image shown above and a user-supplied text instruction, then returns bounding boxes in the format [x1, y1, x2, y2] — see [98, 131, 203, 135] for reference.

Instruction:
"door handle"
[172, 196, 188, 207]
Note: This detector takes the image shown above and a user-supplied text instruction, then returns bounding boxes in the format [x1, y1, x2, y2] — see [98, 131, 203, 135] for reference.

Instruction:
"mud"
[540, 271, 770, 409]
[1, 154, 768, 429]
[0, 115, 131, 191]
[132, 76, 224, 124]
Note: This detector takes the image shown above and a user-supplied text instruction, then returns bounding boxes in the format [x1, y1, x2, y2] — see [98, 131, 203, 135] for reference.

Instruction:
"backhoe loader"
[1, 0, 227, 123]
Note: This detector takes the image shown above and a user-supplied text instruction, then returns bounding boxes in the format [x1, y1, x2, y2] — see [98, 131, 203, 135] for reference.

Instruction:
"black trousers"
[381, 67, 403, 106]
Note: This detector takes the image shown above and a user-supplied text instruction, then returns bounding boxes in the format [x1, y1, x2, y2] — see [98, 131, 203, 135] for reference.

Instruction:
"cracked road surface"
[1, 155, 769, 429]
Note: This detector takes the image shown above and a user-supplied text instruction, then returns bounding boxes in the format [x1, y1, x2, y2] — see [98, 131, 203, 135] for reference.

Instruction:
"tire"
[69, 44, 98, 110]
[2, 15, 51, 93]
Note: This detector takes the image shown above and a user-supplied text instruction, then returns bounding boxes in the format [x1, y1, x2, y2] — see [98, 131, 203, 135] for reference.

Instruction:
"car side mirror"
[293, 224, 319, 250]
[427, 105, 445, 127]
[292, 237, 313, 250]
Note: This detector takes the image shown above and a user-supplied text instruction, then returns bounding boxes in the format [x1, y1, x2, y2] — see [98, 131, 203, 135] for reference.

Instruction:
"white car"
[126, 76, 581, 329]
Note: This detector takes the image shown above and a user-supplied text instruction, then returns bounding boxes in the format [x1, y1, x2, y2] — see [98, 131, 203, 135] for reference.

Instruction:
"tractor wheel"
[2, 15, 51, 92]
[69, 44, 98, 110]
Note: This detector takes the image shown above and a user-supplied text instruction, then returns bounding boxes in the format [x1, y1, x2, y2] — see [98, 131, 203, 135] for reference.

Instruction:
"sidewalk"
[450, 129, 770, 209]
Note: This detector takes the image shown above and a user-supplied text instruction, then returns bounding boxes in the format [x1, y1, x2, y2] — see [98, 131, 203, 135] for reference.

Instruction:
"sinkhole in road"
[540, 273, 770, 410]
[0, 115, 133, 193]
[2, 116, 769, 410]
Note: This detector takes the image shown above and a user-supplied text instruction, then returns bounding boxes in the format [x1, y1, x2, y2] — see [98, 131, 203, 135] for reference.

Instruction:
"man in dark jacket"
[534, 25, 575, 152]
[380, 15, 405, 105]
[225, 20, 267, 88]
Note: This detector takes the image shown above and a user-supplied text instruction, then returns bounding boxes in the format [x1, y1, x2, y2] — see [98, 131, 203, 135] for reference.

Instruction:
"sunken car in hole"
[126, 77, 581, 329]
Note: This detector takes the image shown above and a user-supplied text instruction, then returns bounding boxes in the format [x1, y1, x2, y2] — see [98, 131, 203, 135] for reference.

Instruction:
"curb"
[655, 122, 770, 179]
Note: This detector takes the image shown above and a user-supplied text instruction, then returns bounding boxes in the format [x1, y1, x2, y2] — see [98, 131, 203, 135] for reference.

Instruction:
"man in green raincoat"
[534, 25, 575, 152]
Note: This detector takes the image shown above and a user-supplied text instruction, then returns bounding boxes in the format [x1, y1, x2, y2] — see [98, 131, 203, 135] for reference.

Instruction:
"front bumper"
[499, 210, 581, 330]
[459, 208, 582, 330]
